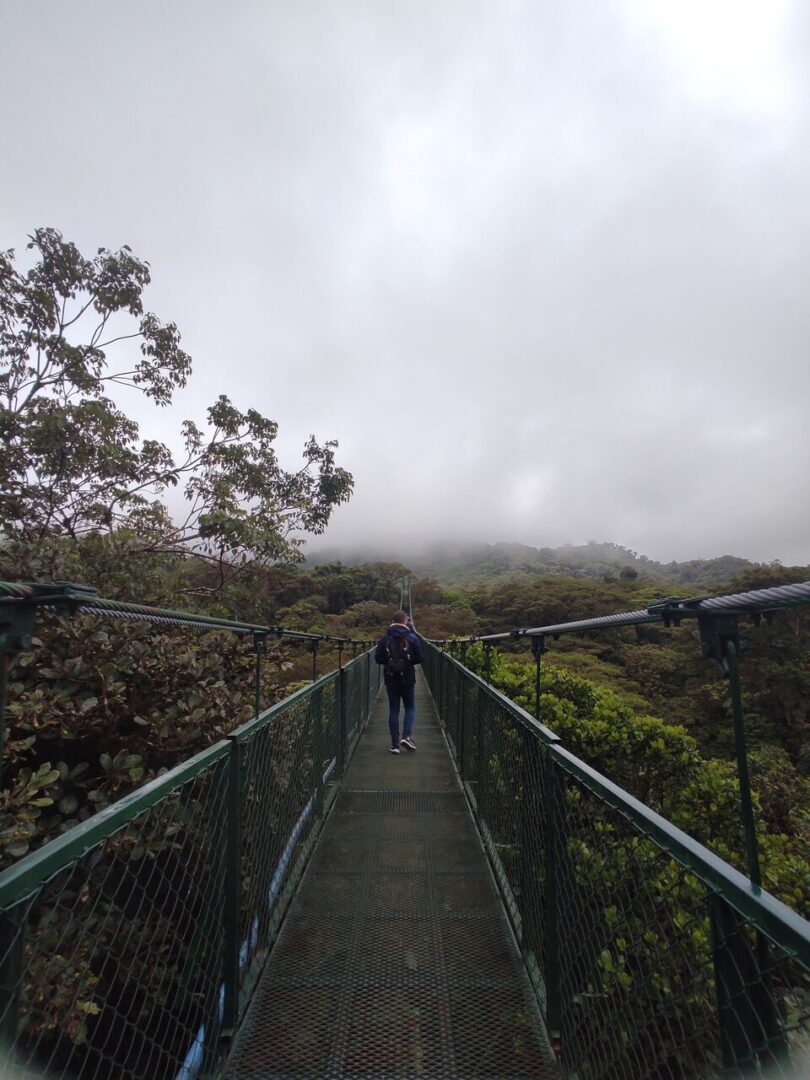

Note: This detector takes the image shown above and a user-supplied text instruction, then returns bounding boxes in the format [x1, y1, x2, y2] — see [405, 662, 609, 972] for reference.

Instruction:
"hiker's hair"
[392, 610, 408, 624]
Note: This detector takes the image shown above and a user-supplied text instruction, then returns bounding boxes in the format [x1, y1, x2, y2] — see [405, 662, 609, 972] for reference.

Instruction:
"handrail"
[423, 643, 810, 964]
[0, 579, 376, 763]
[0, 740, 231, 910]
[0, 647, 383, 1078]
[550, 740, 810, 966]
[0, 579, 373, 645]
[418, 636, 561, 746]
[422, 639, 810, 1075]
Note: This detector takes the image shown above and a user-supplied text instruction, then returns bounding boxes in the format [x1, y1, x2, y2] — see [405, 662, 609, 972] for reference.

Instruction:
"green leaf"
[599, 950, 614, 973]
[35, 770, 60, 787]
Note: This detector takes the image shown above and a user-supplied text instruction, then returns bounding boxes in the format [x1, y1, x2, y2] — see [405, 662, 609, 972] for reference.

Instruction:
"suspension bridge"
[0, 579, 809, 1077]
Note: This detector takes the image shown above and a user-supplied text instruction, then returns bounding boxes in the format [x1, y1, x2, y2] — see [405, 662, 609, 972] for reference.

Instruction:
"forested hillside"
[5, 537, 809, 919]
[2, 229, 807, 921]
[308, 539, 758, 588]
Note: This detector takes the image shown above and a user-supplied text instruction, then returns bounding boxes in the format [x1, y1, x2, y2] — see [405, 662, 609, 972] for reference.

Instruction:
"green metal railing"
[423, 642, 810, 1077]
[0, 629, 381, 1078]
[0, 580, 376, 765]
[435, 580, 810, 918]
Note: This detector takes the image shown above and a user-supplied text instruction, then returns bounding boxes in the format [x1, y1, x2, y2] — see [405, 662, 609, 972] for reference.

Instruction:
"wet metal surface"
[224, 673, 557, 1078]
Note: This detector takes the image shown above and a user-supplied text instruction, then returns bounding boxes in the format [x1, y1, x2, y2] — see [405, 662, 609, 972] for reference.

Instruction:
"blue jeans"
[386, 682, 415, 747]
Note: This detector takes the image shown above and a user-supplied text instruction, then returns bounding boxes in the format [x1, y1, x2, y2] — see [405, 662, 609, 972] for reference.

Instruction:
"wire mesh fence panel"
[421, 642, 810, 1080]
[0, 751, 230, 1080]
[366, 654, 381, 717]
[360, 654, 369, 725]
[470, 684, 525, 917]
[549, 756, 810, 1079]
[344, 655, 376, 756]
[345, 662, 362, 751]
[233, 653, 378, 1002]
[235, 673, 340, 993]
[442, 660, 463, 756]
[552, 763, 721, 1078]
[0, 648, 380, 1080]
[455, 672, 481, 791]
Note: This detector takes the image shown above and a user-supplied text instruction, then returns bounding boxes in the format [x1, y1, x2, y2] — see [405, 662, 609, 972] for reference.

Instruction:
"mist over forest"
[306, 537, 768, 590]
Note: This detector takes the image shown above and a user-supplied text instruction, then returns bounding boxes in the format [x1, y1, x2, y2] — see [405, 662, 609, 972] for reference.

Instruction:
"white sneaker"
[400, 736, 416, 751]
[389, 746, 400, 754]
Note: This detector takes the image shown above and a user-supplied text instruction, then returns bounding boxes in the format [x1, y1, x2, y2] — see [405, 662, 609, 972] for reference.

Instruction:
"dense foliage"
[2, 227, 808, 1071]
[0, 228, 353, 589]
[3, 542, 808, 1071]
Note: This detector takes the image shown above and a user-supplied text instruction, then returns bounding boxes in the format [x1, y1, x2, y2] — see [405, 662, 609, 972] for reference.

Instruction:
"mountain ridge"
[305, 539, 766, 589]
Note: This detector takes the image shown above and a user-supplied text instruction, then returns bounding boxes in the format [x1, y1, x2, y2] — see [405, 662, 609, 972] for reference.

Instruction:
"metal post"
[697, 615, 760, 884]
[544, 752, 564, 1054]
[725, 640, 761, 886]
[311, 640, 318, 682]
[520, 730, 540, 956]
[338, 663, 347, 779]
[222, 740, 242, 1037]
[475, 684, 487, 822]
[313, 684, 325, 822]
[252, 632, 265, 720]
[521, 636, 547, 974]
[484, 641, 492, 685]
[709, 893, 768, 1071]
[439, 647, 446, 720]
[457, 664, 466, 779]
[699, 614, 784, 1067]
[531, 636, 546, 721]
[0, 654, 8, 770]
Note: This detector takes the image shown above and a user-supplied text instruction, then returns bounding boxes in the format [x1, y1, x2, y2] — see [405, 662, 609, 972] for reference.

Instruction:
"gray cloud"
[2, 0, 808, 564]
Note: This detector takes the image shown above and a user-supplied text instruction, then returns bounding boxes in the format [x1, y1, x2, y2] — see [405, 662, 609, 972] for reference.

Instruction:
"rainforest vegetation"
[4, 539, 809, 917]
[0, 227, 807, 913]
[2, 229, 809, 1073]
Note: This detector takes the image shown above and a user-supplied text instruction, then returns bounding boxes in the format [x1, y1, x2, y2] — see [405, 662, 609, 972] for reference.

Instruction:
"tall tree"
[0, 228, 353, 589]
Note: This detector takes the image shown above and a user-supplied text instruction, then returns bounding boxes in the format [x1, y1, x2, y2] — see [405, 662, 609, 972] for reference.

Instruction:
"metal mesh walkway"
[224, 671, 558, 1078]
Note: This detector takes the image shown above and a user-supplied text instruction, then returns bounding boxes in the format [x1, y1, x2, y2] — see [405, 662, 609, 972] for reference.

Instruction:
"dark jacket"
[374, 624, 423, 686]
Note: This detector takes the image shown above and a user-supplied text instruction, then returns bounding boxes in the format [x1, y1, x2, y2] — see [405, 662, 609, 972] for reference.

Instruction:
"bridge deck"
[224, 672, 557, 1078]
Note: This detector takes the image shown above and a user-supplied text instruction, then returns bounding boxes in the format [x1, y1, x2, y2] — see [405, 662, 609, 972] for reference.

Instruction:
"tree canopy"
[0, 228, 353, 589]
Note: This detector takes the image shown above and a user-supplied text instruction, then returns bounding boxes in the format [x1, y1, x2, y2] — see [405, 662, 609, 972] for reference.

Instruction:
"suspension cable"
[429, 579, 810, 645]
[0, 581, 373, 648]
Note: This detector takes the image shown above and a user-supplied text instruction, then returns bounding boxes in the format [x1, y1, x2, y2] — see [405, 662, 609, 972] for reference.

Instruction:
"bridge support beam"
[698, 613, 785, 1069]
[338, 650, 347, 779]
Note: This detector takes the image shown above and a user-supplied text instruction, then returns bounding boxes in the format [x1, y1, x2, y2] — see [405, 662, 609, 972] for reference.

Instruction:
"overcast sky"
[2, 1, 809, 565]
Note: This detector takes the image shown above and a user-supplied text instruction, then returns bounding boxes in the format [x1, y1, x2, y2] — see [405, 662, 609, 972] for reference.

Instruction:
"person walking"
[374, 610, 423, 754]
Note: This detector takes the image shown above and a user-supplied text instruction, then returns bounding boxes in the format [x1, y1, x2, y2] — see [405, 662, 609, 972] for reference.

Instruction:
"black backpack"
[384, 635, 412, 682]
